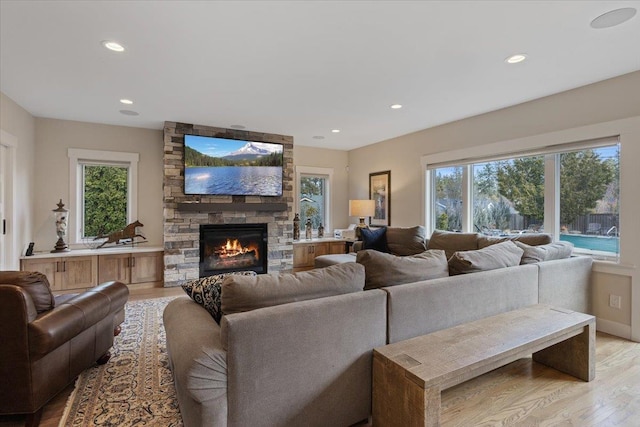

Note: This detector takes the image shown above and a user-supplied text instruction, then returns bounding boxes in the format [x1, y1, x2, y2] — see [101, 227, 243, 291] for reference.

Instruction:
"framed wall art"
[369, 170, 390, 226]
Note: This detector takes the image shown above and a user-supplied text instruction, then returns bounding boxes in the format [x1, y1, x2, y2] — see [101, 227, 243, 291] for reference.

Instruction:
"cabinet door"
[20, 258, 60, 291]
[328, 242, 346, 254]
[131, 252, 163, 284]
[293, 244, 314, 269]
[312, 242, 330, 257]
[98, 253, 131, 284]
[60, 256, 98, 290]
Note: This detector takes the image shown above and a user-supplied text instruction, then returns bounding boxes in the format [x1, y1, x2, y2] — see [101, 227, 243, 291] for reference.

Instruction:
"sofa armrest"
[538, 256, 593, 313]
[221, 290, 387, 427]
[164, 297, 228, 427]
[27, 281, 128, 358]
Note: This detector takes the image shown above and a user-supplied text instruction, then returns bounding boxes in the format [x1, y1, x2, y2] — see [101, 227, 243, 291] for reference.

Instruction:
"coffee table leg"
[532, 321, 595, 381]
[373, 353, 442, 426]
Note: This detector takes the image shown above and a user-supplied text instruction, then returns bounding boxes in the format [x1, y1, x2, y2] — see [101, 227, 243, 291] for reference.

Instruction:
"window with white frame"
[426, 139, 620, 259]
[68, 149, 139, 244]
[295, 166, 333, 235]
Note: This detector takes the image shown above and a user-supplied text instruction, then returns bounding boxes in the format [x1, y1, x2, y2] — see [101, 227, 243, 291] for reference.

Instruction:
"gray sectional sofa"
[164, 227, 592, 427]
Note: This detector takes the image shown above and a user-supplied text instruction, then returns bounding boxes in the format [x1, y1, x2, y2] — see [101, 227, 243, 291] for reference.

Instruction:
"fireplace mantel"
[177, 202, 288, 212]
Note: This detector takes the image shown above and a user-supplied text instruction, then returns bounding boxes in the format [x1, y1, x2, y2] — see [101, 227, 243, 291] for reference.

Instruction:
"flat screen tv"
[184, 134, 284, 196]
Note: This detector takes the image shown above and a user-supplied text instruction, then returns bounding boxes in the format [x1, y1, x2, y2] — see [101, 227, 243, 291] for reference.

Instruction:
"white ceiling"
[1, 1, 639, 151]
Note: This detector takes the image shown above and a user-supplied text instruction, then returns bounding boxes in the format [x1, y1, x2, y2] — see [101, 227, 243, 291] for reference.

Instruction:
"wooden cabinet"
[21, 248, 164, 292]
[21, 255, 98, 292]
[98, 251, 163, 285]
[293, 240, 347, 272]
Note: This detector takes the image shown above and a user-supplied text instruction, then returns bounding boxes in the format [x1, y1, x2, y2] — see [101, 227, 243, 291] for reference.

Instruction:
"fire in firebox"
[207, 239, 259, 270]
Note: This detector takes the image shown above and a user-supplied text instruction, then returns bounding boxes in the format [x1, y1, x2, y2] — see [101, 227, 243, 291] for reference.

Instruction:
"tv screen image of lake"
[186, 166, 282, 196]
[184, 136, 283, 196]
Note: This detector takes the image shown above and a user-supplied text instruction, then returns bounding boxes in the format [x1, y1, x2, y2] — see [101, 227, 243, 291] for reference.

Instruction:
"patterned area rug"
[59, 297, 183, 427]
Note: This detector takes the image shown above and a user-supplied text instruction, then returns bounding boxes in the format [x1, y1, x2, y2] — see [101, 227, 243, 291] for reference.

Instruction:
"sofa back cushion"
[0, 271, 55, 313]
[356, 249, 448, 290]
[427, 230, 478, 259]
[385, 226, 427, 256]
[448, 241, 524, 275]
[221, 262, 365, 315]
[477, 233, 552, 249]
[514, 241, 574, 264]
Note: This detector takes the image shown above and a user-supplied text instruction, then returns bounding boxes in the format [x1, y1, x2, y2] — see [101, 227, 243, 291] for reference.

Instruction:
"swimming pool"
[560, 234, 619, 254]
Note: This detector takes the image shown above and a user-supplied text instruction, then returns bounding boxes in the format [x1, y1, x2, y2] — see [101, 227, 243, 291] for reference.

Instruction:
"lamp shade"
[349, 199, 375, 217]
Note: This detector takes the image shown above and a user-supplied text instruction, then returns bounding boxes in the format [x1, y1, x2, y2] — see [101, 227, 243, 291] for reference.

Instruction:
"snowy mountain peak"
[229, 142, 280, 156]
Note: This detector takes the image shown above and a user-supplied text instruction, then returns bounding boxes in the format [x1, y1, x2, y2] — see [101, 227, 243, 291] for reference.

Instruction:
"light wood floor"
[1, 286, 638, 427]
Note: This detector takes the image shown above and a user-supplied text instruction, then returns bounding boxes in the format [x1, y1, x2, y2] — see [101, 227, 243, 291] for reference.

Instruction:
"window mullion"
[544, 154, 560, 241]
[462, 165, 473, 233]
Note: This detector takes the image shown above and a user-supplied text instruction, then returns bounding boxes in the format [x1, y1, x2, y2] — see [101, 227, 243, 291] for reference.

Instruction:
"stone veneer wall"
[163, 121, 294, 287]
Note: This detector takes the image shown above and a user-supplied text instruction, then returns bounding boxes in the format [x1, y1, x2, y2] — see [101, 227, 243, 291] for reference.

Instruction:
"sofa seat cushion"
[514, 241, 574, 264]
[448, 241, 524, 275]
[477, 233, 552, 249]
[427, 230, 479, 259]
[182, 271, 257, 323]
[356, 249, 449, 290]
[221, 262, 365, 315]
[386, 226, 427, 256]
[0, 271, 55, 313]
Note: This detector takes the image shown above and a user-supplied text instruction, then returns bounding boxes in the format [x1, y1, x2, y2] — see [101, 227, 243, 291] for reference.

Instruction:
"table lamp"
[349, 199, 375, 231]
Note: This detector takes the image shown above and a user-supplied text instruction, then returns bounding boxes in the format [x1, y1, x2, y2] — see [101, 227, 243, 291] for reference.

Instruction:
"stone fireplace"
[200, 223, 268, 276]
[163, 121, 294, 287]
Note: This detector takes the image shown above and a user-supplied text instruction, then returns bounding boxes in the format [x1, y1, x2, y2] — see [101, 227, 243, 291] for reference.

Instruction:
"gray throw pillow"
[427, 230, 479, 259]
[385, 226, 427, 256]
[221, 262, 365, 315]
[182, 271, 257, 323]
[477, 233, 553, 249]
[448, 241, 524, 275]
[356, 249, 448, 290]
[513, 241, 574, 264]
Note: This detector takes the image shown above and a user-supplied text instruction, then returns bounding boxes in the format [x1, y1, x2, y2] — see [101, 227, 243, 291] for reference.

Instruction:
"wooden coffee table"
[372, 304, 595, 427]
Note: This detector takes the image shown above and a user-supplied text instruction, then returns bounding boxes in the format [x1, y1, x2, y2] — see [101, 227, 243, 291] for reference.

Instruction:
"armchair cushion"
[0, 271, 54, 313]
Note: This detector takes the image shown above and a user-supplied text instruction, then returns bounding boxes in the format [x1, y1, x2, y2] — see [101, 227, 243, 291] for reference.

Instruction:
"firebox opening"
[200, 223, 268, 277]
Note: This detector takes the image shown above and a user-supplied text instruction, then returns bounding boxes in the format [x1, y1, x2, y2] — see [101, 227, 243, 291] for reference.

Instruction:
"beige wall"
[294, 145, 350, 231]
[0, 92, 36, 268]
[347, 71, 640, 341]
[32, 119, 164, 249]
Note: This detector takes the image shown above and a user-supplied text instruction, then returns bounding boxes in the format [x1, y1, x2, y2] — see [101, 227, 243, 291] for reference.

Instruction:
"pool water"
[560, 234, 619, 254]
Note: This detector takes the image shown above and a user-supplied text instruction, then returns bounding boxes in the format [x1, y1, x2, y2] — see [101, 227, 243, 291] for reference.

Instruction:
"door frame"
[0, 129, 18, 269]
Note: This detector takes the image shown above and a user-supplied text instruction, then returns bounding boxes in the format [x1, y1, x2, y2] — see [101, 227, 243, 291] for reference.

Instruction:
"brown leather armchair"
[0, 271, 129, 426]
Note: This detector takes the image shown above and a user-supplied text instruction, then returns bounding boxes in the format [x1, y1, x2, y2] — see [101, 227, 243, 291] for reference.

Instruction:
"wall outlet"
[609, 294, 622, 309]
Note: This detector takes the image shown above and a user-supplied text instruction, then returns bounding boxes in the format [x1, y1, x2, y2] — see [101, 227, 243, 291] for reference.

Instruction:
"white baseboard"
[596, 317, 631, 340]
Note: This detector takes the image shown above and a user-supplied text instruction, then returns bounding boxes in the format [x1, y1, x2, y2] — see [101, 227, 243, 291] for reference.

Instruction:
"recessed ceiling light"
[312, 136, 325, 140]
[331, 129, 340, 133]
[505, 54, 527, 64]
[120, 99, 133, 105]
[119, 110, 139, 116]
[102, 40, 125, 52]
[390, 104, 403, 109]
[591, 7, 637, 29]
[230, 125, 246, 129]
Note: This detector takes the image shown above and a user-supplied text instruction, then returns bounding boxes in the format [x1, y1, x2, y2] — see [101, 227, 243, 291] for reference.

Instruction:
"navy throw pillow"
[361, 227, 389, 252]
